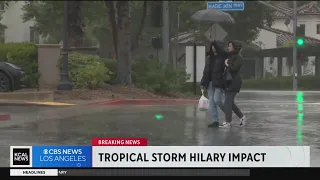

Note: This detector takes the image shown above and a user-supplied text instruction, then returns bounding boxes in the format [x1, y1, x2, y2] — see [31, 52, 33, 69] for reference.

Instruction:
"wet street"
[1, 91, 320, 167]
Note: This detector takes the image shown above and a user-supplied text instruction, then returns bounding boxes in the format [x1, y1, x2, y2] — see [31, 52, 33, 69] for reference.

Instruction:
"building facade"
[0, 1, 40, 44]
[254, 1, 320, 77]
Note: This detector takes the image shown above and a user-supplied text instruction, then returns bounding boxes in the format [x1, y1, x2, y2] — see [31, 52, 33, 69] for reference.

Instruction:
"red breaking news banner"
[91, 138, 148, 146]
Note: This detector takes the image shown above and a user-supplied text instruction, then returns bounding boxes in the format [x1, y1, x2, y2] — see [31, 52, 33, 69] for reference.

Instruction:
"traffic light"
[297, 49, 305, 58]
[296, 38, 304, 46]
[296, 25, 305, 47]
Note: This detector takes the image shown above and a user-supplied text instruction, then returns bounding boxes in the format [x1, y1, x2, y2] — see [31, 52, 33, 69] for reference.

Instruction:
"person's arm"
[226, 55, 242, 73]
[200, 57, 211, 87]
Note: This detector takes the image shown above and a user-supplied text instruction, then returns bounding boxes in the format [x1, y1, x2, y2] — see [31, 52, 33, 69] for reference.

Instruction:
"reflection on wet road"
[0, 91, 320, 167]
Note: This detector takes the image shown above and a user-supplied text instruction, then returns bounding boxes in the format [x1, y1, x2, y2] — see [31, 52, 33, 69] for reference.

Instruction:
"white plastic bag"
[198, 89, 209, 111]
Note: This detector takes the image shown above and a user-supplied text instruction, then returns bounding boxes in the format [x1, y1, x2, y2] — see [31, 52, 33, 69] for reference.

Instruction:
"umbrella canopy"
[191, 9, 235, 24]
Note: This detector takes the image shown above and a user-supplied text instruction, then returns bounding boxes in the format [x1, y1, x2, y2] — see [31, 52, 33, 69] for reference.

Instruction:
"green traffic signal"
[297, 38, 304, 46]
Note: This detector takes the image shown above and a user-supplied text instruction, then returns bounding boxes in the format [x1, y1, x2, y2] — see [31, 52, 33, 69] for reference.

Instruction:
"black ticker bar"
[58, 168, 250, 176]
[6, 168, 320, 177]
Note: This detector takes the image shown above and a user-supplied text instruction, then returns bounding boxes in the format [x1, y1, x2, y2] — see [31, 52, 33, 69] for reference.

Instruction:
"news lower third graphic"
[10, 146, 92, 168]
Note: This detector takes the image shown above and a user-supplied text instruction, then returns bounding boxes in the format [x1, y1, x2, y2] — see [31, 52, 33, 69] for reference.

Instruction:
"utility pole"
[257, 1, 298, 91]
[162, 1, 170, 65]
[292, 1, 298, 90]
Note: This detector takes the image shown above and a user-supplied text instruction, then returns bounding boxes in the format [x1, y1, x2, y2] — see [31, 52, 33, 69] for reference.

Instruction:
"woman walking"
[200, 41, 227, 128]
[219, 41, 246, 128]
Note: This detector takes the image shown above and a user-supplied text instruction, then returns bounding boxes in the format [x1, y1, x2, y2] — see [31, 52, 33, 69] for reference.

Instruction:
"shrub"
[0, 43, 39, 88]
[242, 76, 320, 90]
[100, 58, 116, 81]
[61, 53, 112, 89]
[181, 82, 202, 94]
[75, 64, 109, 89]
[132, 57, 190, 94]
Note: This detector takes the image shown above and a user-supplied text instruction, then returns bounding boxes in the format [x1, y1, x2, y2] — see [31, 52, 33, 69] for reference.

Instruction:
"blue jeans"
[207, 82, 225, 122]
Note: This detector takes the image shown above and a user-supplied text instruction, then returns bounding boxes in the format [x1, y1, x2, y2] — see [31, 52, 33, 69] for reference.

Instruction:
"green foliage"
[170, 1, 207, 33]
[242, 76, 320, 90]
[22, 1, 64, 42]
[222, 2, 275, 43]
[61, 53, 111, 89]
[21, 1, 147, 47]
[22, 1, 102, 45]
[0, 43, 39, 87]
[132, 57, 190, 94]
[100, 57, 191, 94]
[100, 58, 117, 81]
[75, 64, 109, 89]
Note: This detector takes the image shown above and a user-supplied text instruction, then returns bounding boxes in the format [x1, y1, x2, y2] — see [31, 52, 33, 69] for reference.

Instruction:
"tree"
[105, 1, 148, 85]
[67, 1, 85, 47]
[221, 2, 274, 43]
[22, 1, 63, 43]
[22, 1, 85, 47]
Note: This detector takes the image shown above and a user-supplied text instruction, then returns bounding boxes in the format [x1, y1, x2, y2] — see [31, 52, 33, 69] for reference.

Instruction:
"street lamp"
[57, 1, 73, 91]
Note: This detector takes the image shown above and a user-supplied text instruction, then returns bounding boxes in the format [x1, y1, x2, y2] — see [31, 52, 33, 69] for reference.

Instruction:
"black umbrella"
[191, 9, 235, 24]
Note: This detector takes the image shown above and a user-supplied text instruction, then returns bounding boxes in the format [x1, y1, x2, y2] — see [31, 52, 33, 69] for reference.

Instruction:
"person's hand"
[225, 59, 229, 66]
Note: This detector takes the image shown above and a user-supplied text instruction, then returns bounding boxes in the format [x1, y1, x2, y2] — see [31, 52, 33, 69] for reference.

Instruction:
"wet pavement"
[1, 91, 320, 167]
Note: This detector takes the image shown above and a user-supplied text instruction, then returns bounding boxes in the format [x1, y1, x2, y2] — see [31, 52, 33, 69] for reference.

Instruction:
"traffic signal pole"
[257, 1, 298, 90]
[292, 1, 298, 90]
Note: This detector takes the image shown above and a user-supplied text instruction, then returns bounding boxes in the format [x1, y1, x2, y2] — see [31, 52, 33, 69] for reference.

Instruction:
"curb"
[0, 91, 54, 102]
[0, 102, 50, 107]
[0, 102, 75, 107]
[86, 99, 198, 106]
[0, 113, 10, 121]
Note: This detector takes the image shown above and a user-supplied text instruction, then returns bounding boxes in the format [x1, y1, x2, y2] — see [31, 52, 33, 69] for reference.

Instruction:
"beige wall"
[37, 44, 61, 89]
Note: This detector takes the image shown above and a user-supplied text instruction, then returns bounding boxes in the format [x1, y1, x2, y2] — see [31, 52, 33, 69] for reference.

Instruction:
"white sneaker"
[240, 116, 246, 127]
[219, 122, 231, 128]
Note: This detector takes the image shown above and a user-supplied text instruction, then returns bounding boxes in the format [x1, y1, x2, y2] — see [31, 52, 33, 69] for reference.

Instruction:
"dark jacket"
[223, 43, 243, 92]
[200, 41, 227, 89]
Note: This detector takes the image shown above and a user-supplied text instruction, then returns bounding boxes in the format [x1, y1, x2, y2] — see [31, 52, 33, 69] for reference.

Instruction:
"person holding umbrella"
[200, 40, 227, 128]
[219, 41, 246, 128]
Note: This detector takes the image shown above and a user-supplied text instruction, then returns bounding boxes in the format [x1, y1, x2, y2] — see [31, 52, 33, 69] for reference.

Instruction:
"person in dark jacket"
[200, 41, 227, 128]
[219, 41, 246, 128]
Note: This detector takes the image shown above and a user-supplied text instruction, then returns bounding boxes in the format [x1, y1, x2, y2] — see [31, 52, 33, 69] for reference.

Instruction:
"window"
[29, 27, 39, 44]
[298, 24, 305, 36]
[317, 24, 320, 34]
[0, 2, 5, 12]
